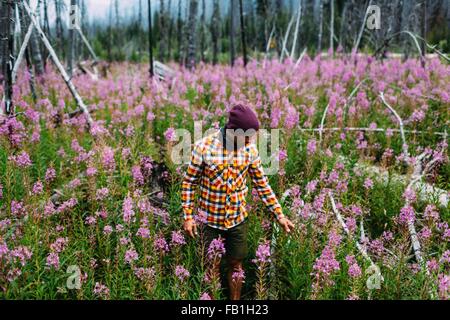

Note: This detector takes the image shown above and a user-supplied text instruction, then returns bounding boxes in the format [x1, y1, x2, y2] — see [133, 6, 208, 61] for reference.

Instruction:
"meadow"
[0, 55, 448, 299]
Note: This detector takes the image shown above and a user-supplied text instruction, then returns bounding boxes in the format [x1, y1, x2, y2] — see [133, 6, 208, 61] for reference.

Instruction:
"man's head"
[224, 104, 259, 150]
[225, 104, 260, 133]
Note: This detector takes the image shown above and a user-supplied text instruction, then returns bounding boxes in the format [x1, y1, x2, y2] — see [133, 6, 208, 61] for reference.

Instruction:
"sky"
[27, 0, 255, 26]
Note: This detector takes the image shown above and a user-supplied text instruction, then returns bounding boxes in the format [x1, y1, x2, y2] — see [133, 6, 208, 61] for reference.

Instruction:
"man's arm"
[181, 142, 204, 222]
[248, 151, 285, 221]
[248, 147, 295, 234]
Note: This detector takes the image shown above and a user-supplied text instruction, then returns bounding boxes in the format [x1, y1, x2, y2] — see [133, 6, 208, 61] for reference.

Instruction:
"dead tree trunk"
[421, 0, 427, 55]
[1, 0, 15, 115]
[238, 0, 248, 67]
[211, 0, 220, 65]
[317, 0, 324, 53]
[54, 0, 65, 58]
[200, 0, 206, 62]
[30, 20, 44, 75]
[167, 0, 173, 60]
[68, 0, 77, 77]
[18, 2, 37, 101]
[330, 0, 335, 54]
[177, 0, 183, 64]
[185, 0, 198, 69]
[148, 0, 154, 77]
[230, 0, 236, 66]
[159, 0, 167, 61]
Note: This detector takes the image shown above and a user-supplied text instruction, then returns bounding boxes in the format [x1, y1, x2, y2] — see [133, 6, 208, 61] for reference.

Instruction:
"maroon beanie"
[225, 104, 260, 132]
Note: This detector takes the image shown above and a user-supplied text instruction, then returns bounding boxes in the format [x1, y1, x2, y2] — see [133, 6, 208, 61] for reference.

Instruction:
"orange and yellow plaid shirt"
[182, 130, 284, 230]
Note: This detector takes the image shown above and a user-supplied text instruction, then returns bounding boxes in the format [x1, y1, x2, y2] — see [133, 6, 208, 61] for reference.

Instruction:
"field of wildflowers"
[0, 55, 448, 300]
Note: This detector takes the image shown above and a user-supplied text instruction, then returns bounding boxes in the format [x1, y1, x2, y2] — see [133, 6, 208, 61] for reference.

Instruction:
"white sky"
[28, 0, 234, 25]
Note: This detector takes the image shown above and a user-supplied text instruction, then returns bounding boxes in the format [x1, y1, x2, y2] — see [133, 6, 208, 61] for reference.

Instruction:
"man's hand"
[183, 219, 198, 238]
[278, 217, 295, 234]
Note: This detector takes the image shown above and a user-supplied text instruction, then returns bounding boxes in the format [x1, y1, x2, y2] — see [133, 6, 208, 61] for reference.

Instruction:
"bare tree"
[43, 0, 50, 38]
[239, 0, 248, 66]
[68, 0, 78, 77]
[185, 0, 198, 69]
[316, 0, 324, 53]
[167, 0, 173, 60]
[54, 0, 65, 57]
[330, 0, 335, 54]
[148, 0, 154, 77]
[159, 0, 167, 61]
[177, 0, 184, 64]
[230, 0, 237, 66]
[211, 0, 220, 65]
[18, 1, 37, 100]
[1, 0, 15, 115]
[199, 0, 206, 62]
[421, 0, 428, 55]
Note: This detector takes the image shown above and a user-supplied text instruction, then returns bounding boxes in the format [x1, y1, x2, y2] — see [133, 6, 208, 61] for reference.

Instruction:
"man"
[182, 104, 294, 300]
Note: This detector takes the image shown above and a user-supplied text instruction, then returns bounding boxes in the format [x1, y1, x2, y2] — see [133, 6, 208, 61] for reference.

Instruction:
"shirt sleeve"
[181, 142, 204, 221]
[248, 147, 285, 221]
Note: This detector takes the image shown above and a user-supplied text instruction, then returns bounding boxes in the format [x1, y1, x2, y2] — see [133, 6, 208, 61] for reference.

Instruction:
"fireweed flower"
[85, 216, 97, 226]
[122, 196, 135, 224]
[426, 259, 439, 272]
[45, 167, 57, 183]
[164, 127, 176, 142]
[199, 292, 212, 300]
[207, 238, 226, 261]
[93, 282, 110, 299]
[10, 246, 33, 266]
[363, 178, 373, 190]
[136, 227, 150, 239]
[102, 147, 116, 172]
[103, 225, 113, 235]
[134, 267, 156, 285]
[10, 151, 32, 168]
[252, 242, 271, 266]
[305, 180, 318, 194]
[96, 209, 108, 219]
[32, 181, 44, 195]
[96, 188, 109, 201]
[154, 234, 169, 254]
[440, 250, 450, 265]
[312, 244, 340, 295]
[399, 206, 415, 224]
[307, 139, 317, 155]
[345, 255, 362, 278]
[175, 265, 190, 282]
[119, 237, 130, 246]
[438, 274, 449, 300]
[50, 238, 68, 253]
[56, 198, 78, 214]
[232, 268, 246, 283]
[423, 204, 439, 221]
[132, 165, 144, 186]
[11, 201, 26, 218]
[86, 167, 97, 177]
[403, 188, 417, 203]
[171, 231, 186, 247]
[124, 249, 139, 264]
[122, 148, 131, 160]
[46, 252, 60, 270]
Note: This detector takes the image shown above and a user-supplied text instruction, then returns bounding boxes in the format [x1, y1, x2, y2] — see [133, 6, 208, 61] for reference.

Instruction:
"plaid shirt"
[182, 130, 285, 230]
